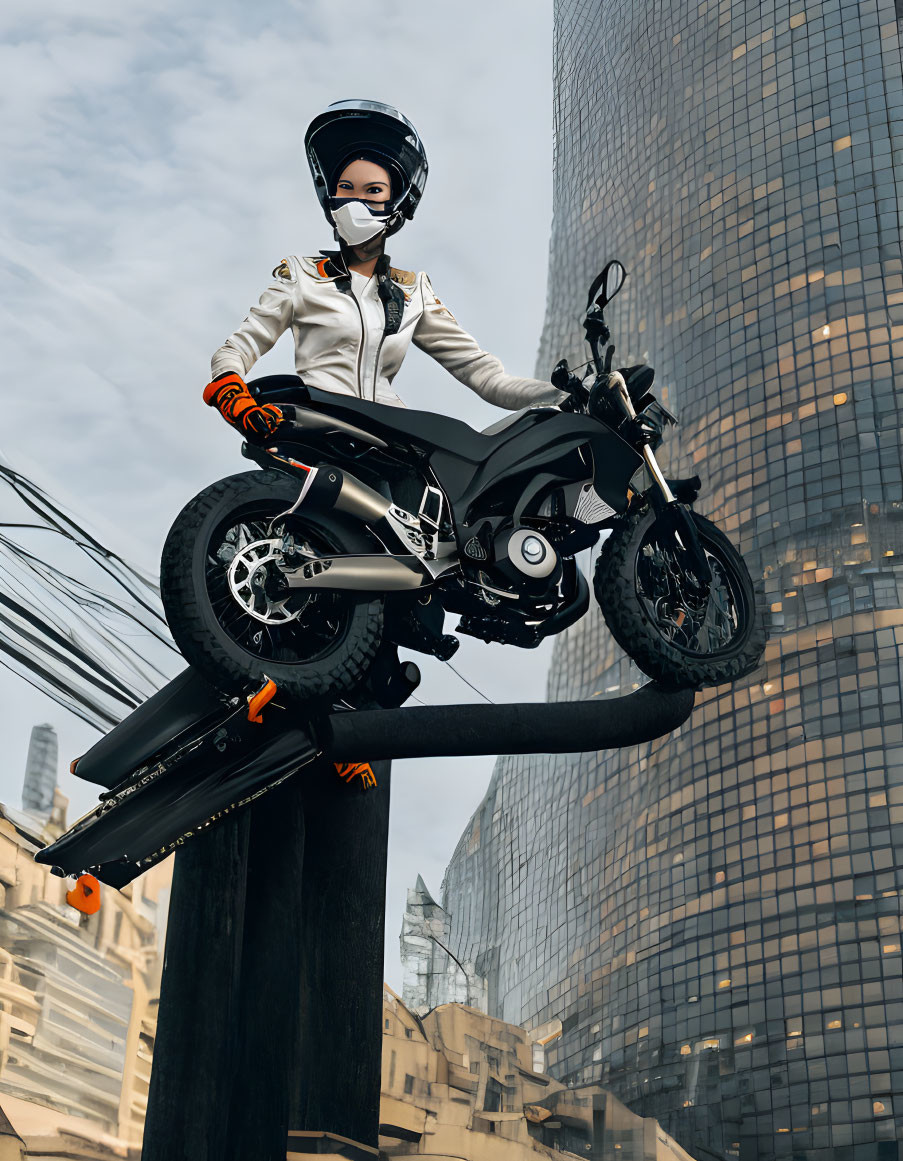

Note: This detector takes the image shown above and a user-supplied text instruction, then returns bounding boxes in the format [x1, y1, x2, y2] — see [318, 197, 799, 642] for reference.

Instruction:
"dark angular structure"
[440, 0, 903, 1157]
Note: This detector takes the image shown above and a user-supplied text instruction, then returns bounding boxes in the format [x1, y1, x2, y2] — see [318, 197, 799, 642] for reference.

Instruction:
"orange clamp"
[66, 874, 101, 915]
[335, 762, 378, 790]
[247, 678, 278, 723]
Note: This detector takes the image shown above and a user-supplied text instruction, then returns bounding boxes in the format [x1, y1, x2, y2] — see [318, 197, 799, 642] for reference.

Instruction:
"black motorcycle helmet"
[304, 99, 428, 236]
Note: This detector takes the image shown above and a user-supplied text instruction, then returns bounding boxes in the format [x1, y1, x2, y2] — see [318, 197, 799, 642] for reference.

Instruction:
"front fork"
[607, 370, 676, 504]
[607, 372, 712, 591]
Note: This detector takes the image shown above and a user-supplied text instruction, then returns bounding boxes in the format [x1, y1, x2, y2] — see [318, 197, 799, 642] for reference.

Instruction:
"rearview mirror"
[585, 260, 628, 313]
[598, 260, 626, 307]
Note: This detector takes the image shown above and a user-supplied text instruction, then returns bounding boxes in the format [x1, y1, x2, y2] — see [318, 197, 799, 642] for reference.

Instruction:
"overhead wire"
[0, 452, 177, 730]
[441, 659, 495, 704]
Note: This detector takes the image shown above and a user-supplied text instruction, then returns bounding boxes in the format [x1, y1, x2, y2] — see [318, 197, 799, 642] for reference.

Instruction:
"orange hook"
[247, 678, 278, 723]
[66, 874, 101, 915]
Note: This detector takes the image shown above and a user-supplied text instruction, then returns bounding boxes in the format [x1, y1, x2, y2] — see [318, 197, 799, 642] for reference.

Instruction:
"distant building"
[0, 794, 170, 1157]
[379, 986, 701, 1160]
[21, 727, 57, 817]
[400, 876, 485, 1015]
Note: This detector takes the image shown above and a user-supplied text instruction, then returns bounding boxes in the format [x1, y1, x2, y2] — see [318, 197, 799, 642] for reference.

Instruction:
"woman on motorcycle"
[203, 99, 567, 440]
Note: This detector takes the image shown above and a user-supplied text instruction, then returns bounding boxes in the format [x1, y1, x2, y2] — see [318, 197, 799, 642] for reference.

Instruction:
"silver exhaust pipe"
[282, 554, 426, 592]
[289, 464, 427, 556]
[293, 464, 393, 524]
[332, 472, 393, 524]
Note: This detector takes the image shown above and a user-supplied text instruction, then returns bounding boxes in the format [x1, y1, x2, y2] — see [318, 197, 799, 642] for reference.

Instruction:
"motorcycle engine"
[492, 528, 561, 594]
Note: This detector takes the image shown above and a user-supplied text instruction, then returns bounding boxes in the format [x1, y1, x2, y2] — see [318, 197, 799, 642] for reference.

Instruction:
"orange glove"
[203, 372, 284, 442]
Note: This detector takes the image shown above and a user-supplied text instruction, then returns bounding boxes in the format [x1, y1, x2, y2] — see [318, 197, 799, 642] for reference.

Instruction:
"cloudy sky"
[1, 0, 556, 987]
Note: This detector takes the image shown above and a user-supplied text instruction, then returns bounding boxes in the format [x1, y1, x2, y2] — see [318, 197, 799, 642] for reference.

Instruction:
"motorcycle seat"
[251, 376, 558, 464]
[305, 387, 529, 463]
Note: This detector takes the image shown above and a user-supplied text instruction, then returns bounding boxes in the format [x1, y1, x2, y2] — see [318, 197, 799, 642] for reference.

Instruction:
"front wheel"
[161, 470, 384, 703]
[594, 505, 765, 689]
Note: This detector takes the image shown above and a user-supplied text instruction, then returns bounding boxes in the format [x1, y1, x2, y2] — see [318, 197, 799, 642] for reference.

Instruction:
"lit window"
[680, 1044, 691, 1056]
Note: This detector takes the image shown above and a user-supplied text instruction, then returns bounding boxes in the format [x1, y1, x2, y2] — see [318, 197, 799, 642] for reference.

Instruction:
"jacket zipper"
[371, 331, 387, 402]
[350, 288, 366, 398]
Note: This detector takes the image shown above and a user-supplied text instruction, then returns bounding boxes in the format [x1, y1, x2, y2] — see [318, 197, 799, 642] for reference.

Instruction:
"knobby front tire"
[594, 504, 766, 690]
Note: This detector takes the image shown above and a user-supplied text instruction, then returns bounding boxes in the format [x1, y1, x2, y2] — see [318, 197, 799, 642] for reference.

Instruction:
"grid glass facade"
[440, 0, 903, 1157]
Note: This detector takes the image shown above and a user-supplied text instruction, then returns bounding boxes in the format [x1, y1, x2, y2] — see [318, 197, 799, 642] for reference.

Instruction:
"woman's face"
[335, 159, 391, 206]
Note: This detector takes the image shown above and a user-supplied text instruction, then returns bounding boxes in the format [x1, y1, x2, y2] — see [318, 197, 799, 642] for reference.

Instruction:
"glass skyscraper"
[440, 0, 903, 1157]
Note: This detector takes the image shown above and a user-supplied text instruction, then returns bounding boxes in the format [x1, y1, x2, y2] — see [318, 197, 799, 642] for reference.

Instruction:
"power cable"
[441, 659, 495, 704]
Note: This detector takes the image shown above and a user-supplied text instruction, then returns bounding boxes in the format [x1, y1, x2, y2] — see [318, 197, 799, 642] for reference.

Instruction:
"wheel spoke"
[636, 526, 745, 659]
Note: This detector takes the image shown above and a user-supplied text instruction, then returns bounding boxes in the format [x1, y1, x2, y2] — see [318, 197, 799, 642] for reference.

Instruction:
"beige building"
[380, 986, 699, 1161]
[0, 792, 170, 1160]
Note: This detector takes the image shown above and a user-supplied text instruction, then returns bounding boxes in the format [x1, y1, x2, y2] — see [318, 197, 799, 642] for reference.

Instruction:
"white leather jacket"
[211, 253, 567, 411]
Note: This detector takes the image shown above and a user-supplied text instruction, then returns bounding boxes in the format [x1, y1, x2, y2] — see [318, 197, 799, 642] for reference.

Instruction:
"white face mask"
[330, 199, 390, 246]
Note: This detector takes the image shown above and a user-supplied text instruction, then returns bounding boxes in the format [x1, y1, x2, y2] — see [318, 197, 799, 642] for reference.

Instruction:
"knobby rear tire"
[160, 469, 384, 703]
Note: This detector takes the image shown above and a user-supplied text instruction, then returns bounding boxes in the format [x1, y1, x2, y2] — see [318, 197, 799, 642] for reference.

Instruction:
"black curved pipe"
[327, 683, 694, 760]
[41, 671, 694, 888]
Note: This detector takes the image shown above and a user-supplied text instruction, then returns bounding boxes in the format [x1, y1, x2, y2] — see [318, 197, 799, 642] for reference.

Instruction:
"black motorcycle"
[161, 261, 765, 702]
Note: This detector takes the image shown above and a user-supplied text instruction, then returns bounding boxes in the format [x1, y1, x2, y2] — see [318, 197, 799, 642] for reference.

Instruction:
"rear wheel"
[594, 504, 765, 689]
[161, 470, 383, 702]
